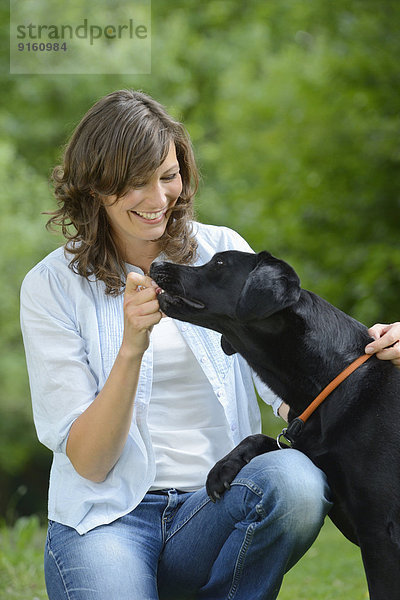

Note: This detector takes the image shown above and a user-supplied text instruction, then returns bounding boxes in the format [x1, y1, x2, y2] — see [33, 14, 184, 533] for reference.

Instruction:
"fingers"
[365, 322, 400, 352]
[371, 343, 400, 365]
[365, 322, 400, 369]
[125, 272, 159, 294]
[123, 273, 162, 355]
[125, 274, 159, 308]
[367, 323, 391, 341]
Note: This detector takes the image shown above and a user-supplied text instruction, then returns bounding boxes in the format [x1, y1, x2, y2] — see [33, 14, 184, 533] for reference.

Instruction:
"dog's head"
[150, 250, 301, 337]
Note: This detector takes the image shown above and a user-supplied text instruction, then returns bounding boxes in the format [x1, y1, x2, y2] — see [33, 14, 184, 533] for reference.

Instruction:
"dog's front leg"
[206, 434, 284, 502]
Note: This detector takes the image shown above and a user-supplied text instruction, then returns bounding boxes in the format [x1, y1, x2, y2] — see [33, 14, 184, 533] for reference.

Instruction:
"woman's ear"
[235, 252, 301, 321]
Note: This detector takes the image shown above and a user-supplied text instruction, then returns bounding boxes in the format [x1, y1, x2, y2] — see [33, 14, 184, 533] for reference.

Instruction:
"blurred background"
[1, 0, 399, 524]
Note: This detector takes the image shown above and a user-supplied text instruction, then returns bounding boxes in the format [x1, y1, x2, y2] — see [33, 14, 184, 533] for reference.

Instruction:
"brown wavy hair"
[47, 89, 199, 295]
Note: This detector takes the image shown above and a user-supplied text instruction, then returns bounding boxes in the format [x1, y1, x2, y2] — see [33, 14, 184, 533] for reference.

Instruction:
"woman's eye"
[162, 172, 179, 181]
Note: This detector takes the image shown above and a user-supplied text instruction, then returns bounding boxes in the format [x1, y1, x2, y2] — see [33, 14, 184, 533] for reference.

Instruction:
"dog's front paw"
[206, 434, 281, 502]
[206, 453, 248, 502]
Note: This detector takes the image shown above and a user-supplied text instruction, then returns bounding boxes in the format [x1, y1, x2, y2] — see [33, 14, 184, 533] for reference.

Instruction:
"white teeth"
[134, 210, 164, 220]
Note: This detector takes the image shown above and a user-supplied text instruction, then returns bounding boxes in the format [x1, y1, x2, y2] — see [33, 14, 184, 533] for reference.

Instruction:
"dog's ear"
[221, 335, 237, 355]
[236, 251, 301, 321]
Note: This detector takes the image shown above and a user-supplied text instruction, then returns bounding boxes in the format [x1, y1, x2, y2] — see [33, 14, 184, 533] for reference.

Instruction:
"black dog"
[150, 250, 400, 600]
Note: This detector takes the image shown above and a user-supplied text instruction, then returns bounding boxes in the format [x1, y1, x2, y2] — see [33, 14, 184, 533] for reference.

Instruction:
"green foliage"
[0, 0, 399, 518]
[0, 517, 47, 599]
[171, 0, 400, 323]
[0, 140, 60, 518]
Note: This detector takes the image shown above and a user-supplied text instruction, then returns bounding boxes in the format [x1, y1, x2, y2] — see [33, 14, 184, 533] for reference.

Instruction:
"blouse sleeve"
[252, 371, 283, 417]
[20, 264, 99, 454]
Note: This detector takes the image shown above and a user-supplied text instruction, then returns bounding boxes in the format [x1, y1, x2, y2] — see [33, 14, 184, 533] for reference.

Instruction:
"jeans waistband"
[147, 488, 187, 495]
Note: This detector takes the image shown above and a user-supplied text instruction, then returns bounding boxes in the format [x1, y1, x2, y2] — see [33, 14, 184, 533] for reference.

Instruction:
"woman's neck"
[122, 240, 162, 275]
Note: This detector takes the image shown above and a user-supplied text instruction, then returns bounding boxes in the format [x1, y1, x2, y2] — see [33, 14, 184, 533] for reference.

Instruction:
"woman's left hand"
[365, 322, 400, 368]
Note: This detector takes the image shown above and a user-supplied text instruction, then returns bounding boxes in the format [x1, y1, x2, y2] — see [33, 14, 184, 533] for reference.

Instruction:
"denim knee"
[234, 449, 332, 533]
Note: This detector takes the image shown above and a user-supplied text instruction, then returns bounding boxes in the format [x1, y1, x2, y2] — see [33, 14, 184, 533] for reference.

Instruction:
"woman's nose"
[145, 181, 167, 206]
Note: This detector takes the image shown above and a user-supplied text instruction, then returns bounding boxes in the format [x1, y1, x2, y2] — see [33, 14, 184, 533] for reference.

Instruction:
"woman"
[21, 89, 341, 599]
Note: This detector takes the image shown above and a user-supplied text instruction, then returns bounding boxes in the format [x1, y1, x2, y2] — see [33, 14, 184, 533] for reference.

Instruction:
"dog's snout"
[150, 265, 170, 284]
[150, 264, 183, 295]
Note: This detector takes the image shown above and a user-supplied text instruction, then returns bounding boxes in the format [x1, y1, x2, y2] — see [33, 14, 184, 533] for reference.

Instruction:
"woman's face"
[103, 141, 182, 257]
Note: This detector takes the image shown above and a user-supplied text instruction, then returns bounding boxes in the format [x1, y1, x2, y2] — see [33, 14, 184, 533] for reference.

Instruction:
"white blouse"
[149, 317, 235, 491]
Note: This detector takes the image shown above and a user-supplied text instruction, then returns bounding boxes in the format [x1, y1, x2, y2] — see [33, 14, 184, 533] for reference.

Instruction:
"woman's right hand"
[121, 272, 162, 359]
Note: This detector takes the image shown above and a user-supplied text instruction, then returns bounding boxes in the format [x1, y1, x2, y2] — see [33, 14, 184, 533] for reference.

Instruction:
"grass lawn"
[0, 515, 368, 599]
[0, 516, 47, 600]
[280, 518, 368, 599]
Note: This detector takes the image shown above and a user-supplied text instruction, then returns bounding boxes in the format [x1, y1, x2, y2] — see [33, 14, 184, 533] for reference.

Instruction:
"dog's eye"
[216, 259, 224, 266]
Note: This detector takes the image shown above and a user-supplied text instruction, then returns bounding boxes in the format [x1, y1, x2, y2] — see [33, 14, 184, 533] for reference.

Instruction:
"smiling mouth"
[131, 209, 166, 222]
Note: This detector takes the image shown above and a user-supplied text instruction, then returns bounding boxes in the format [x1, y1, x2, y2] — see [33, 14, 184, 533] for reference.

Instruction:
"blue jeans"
[44, 450, 332, 600]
